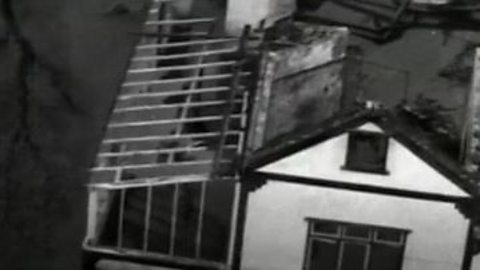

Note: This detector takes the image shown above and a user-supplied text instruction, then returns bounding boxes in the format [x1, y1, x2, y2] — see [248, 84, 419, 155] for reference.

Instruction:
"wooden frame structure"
[83, 0, 259, 269]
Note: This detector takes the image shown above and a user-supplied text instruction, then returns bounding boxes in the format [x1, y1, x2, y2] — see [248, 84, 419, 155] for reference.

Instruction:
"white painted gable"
[259, 122, 470, 198]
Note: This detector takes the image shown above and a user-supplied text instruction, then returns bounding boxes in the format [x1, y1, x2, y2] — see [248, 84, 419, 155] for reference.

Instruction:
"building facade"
[240, 108, 476, 270]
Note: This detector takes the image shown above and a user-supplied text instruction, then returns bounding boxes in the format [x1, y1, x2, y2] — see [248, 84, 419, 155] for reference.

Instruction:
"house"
[82, 0, 480, 269]
[81, 1, 349, 268]
[237, 104, 479, 270]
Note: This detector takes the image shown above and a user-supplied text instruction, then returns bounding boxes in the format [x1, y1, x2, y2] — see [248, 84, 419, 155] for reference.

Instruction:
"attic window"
[343, 130, 389, 174]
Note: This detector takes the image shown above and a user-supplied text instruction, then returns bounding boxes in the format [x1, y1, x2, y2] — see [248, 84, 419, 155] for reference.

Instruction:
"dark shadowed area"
[0, 0, 146, 269]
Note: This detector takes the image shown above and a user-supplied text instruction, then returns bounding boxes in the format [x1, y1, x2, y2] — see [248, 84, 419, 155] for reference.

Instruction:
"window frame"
[303, 218, 409, 270]
[342, 130, 390, 175]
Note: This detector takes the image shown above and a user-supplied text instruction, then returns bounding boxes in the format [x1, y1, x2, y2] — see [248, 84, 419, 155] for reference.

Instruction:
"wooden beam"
[117, 189, 126, 249]
[195, 181, 207, 258]
[169, 183, 180, 255]
[91, 160, 234, 174]
[98, 145, 238, 158]
[131, 48, 238, 62]
[108, 114, 243, 128]
[88, 175, 236, 190]
[127, 61, 236, 74]
[145, 18, 216, 26]
[117, 86, 236, 100]
[103, 131, 241, 144]
[113, 99, 243, 113]
[122, 73, 250, 88]
[91, 160, 230, 172]
[82, 245, 226, 270]
[142, 186, 153, 251]
[136, 38, 237, 50]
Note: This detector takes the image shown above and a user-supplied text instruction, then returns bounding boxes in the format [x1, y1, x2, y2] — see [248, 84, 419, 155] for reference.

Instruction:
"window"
[343, 130, 389, 174]
[304, 219, 408, 270]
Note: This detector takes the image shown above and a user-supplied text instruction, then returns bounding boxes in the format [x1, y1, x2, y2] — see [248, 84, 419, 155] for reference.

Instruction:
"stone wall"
[247, 24, 348, 152]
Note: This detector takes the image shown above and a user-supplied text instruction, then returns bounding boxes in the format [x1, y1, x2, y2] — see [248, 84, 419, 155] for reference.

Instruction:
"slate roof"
[246, 104, 479, 198]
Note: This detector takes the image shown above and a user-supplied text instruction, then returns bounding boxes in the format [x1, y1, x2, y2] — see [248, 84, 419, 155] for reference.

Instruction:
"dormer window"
[343, 130, 389, 174]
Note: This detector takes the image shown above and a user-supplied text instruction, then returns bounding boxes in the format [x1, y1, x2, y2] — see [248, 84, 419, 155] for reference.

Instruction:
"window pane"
[122, 187, 148, 250]
[200, 181, 235, 263]
[346, 131, 388, 172]
[174, 182, 202, 258]
[340, 242, 367, 270]
[369, 244, 403, 270]
[307, 239, 339, 270]
[97, 190, 122, 247]
[148, 185, 175, 254]
[376, 228, 403, 243]
[313, 221, 340, 235]
[344, 225, 370, 239]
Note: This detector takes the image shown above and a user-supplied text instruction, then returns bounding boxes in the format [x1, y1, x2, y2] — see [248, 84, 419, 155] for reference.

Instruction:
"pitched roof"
[246, 104, 479, 198]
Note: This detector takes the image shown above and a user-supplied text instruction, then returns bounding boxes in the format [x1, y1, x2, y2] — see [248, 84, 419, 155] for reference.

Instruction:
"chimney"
[462, 48, 480, 173]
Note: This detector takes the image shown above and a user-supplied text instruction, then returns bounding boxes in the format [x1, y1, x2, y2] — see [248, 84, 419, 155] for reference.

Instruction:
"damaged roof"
[246, 104, 480, 198]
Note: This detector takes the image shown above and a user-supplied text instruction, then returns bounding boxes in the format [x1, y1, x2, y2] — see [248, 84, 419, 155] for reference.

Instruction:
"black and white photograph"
[1, 0, 480, 269]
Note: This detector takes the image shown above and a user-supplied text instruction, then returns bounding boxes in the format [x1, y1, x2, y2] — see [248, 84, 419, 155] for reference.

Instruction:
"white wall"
[225, 0, 295, 34]
[259, 123, 469, 198]
[241, 181, 470, 270]
[471, 255, 480, 270]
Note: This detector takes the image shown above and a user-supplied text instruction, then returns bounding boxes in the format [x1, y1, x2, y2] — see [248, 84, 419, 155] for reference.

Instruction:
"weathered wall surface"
[264, 62, 343, 141]
[247, 26, 348, 150]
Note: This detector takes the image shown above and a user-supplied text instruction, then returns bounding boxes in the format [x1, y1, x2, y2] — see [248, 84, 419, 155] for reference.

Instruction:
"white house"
[237, 105, 478, 270]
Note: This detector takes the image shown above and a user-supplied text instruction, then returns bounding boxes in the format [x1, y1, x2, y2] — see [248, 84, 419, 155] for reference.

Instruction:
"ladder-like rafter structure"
[92, 2, 251, 183]
[83, 0, 258, 269]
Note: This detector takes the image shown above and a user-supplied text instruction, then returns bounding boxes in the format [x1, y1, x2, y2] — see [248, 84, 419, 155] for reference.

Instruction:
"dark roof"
[246, 105, 479, 198]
